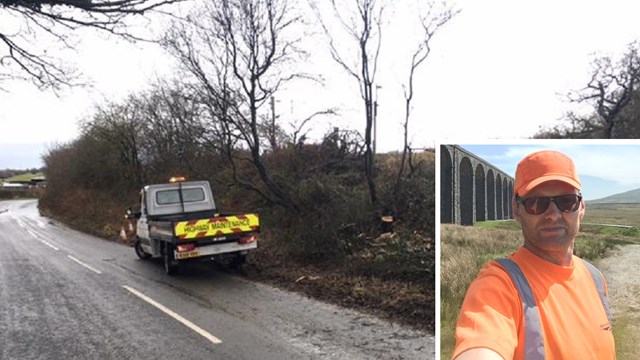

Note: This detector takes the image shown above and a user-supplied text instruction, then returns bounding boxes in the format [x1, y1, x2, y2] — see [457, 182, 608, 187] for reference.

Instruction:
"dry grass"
[440, 224, 522, 358]
[583, 203, 640, 227]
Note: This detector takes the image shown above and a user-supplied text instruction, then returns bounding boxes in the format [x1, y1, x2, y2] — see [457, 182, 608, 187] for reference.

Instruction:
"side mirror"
[125, 208, 139, 219]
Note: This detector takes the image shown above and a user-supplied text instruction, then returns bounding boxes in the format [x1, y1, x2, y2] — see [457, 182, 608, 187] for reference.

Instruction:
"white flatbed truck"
[127, 178, 260, 275]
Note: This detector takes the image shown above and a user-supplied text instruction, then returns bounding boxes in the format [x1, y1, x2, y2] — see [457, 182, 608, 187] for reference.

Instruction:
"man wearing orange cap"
[451, 150, 615, 360]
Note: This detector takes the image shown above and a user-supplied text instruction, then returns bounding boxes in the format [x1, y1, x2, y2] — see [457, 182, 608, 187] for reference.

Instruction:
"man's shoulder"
[572, 255, 606, 278]
[573, 255, 597, 268]
[469, 259, 520, 293]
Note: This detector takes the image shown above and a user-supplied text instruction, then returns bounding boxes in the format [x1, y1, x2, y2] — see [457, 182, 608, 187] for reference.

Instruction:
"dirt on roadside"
[242, 235, 435, 335]
[243, 259, 434, 334]
[596, 244, 640, 359]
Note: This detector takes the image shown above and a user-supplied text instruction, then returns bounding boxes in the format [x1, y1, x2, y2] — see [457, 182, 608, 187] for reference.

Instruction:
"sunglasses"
[516, 194, 582, 215]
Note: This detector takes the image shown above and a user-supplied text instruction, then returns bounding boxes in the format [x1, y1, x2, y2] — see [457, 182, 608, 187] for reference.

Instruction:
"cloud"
[557, 145, 640, 186]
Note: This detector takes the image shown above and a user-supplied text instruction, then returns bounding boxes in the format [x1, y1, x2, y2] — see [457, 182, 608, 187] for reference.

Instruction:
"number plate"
[176, 250, 200, 259]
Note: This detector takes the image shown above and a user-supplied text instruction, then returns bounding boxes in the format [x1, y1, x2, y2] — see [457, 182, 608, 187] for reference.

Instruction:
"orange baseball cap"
[514, 150, 581, 197]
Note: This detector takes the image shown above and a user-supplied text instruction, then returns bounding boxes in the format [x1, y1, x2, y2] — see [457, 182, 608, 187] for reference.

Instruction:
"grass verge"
[612, 312, 640, 360]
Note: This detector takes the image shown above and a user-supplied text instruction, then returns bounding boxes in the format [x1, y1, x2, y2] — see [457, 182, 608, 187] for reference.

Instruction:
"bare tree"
[163, 0, 306, 212]
[309, 0, 383, 204]
[133, 80, 208, 178]
[257, 102, 338, 151]
[288, 108, 338, 147]
[394, 2, 458, 195]
[80, 100, 147, 190]
[532, 111, 607, 139]
[567, 41, 640, 138]
[1, 0, 181, 90]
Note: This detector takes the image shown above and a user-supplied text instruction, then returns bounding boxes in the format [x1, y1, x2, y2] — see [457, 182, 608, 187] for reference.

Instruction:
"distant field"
[440, 204, 640, 359]
[2, 172, 43, 183]
[583, 203, 640, 228]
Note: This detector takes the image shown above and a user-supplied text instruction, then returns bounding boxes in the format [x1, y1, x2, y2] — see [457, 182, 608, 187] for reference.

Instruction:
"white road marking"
[68, 255, 102, 274]
[26, 229, 61, 251]
[122, 285, 222, 345]
[41, 240, 60, 251]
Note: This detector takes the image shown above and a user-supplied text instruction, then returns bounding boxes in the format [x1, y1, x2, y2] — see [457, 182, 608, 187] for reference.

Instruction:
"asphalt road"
[0, 200, 434, 360]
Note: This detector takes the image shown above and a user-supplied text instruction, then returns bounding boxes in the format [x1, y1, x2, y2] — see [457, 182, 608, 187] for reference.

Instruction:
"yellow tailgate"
[174, 214, 260, 240]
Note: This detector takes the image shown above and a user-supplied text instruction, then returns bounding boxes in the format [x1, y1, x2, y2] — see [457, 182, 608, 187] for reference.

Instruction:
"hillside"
[587, 188, 640, 204]
[2, 172, 44, 182]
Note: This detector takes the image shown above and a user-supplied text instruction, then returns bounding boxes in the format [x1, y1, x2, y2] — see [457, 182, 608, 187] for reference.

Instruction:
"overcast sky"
[2, 0, 640, 169]
[446, 140, 640, 200]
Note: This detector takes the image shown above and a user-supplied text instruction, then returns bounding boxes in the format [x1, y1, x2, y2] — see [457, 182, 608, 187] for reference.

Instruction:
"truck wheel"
[134, 238, 152, 260]
[164, 243, 179, 275]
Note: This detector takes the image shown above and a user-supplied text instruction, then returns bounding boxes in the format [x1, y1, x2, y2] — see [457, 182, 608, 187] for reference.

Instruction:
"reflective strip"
[497, 258, 612, 360]
[174, 214, 260, 240]
[580, 259, 613, 328]
[496, 258, 545, 360]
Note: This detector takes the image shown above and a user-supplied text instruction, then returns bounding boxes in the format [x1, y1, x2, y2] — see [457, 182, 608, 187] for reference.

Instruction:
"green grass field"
[440, 204, 640, 359]
[2, 172, 43, 183]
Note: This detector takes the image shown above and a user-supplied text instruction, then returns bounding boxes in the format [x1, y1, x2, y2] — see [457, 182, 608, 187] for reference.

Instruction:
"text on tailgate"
[175, 214, 260, 240]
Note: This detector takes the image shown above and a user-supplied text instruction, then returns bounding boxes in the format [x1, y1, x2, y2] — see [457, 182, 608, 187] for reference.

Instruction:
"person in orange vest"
[452, 150, 615, 360]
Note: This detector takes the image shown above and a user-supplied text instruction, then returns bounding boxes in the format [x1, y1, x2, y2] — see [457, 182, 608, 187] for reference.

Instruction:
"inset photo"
[438, 142, 640, 360]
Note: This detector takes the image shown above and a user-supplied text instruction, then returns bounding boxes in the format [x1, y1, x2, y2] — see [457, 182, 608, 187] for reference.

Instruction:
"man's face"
[513, 180, 585, 256]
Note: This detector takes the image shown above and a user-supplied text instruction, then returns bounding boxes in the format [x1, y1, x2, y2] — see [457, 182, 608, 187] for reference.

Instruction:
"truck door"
[136, 190, 150, 242]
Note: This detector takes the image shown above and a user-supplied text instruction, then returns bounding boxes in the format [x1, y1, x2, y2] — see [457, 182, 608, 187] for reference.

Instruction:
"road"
[597, 244, 640, 359]
[0, 200, 433, 360]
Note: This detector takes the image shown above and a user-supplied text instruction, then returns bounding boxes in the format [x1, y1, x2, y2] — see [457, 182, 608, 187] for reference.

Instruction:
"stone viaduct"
[440, 145, 515, 225]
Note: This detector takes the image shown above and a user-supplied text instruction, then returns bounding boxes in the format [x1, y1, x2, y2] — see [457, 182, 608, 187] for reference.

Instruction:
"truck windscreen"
[156, 188, 205, 205]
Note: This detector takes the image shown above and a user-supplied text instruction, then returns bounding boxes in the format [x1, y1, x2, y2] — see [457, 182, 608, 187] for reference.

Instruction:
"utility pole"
[270, 96, 277, 150]
[373, 85, 381, 154]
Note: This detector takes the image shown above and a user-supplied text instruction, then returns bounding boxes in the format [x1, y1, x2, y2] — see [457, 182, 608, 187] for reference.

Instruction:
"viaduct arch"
[440, 145, 514, 226]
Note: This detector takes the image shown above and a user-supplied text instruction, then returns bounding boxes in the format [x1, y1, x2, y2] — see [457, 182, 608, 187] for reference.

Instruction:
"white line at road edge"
[122, 285, 222, 345]
[27, 229, 61, 251]
[68, 255, 102, 274]
[41, 240, 60, 251]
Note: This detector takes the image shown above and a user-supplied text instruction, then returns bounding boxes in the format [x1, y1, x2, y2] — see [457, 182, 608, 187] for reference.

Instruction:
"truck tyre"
[134, 238, 152, 260]
[164, 243, 179, 276]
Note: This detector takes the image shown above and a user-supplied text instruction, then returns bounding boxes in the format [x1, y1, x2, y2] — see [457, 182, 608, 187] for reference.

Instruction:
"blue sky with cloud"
[454, 142, 640, 201]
